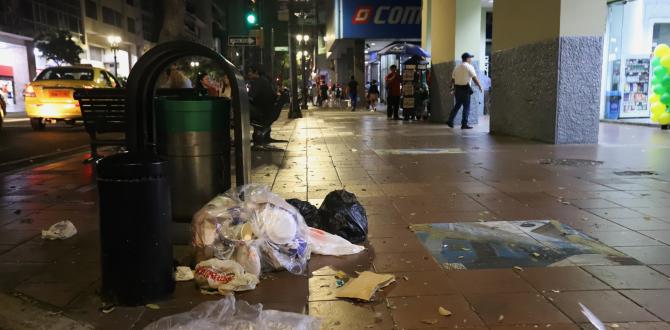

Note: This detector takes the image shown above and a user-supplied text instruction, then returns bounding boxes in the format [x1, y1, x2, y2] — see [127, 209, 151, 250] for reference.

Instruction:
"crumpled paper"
[41, 220, 77, 240]
[175, 266, 194, 282]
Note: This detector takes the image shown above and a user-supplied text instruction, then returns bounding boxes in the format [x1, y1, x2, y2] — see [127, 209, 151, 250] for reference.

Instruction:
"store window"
[602, 0, 670, 121]
[127, 17, 135, 33]
[102, 7, 123, 28]
[85, 1, 97, 19]
[89, 46, 104, 62]
[653, 23, 670, 46]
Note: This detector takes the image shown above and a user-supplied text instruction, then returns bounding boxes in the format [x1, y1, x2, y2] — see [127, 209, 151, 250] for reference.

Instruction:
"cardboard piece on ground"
[312, 266, 340, 276]
[335, 271, 395, 301]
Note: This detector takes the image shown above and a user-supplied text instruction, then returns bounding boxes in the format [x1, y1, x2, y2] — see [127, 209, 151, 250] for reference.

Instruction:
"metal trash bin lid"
[96, 152, 168, 180]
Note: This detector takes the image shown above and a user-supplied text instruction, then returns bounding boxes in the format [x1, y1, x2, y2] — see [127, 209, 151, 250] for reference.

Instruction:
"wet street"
[1, 109, 670, 329]
[0, 116, 90, 173]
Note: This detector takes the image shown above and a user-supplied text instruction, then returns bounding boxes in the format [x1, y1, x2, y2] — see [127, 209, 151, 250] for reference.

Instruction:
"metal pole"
[270, 27, 275, 78]
[301, 42, 308, 110]
[288, 0, 301, 118]
[113, 48, 118, 77]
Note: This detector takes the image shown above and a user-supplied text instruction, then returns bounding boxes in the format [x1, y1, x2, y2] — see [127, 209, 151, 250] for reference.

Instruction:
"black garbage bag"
[286, 198, 320, 226]
[317, 190, 368, 243]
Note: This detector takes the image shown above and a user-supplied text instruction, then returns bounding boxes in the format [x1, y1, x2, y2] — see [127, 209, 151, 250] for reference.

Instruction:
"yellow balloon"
[658, 112, 670, 125]
[651, 102, 667, 115]
[651, 112, 661, 123]
[655, 44, 670, 58]
[650, 93, 660, 104]
[662, 55, 670, 69]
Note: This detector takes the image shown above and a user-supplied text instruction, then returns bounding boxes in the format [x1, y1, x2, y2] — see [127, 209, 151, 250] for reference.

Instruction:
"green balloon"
[663, 76, 670, 88]
[662, 93, 670, 105]
[654, 84, 667, 95]
[653, 57, 662, 68]
[654, 66, 668, 78]
[652, 77, 662, 85]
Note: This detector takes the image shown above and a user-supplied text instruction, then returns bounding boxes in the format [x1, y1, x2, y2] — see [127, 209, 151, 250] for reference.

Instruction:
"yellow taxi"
[24, 65, 121, 130]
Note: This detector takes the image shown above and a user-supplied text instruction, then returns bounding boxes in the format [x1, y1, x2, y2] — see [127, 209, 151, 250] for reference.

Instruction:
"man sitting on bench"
[247, 65, 288, 145]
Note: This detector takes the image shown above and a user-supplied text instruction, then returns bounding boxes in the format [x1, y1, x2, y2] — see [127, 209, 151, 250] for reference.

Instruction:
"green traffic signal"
[246, 13, 257, 25]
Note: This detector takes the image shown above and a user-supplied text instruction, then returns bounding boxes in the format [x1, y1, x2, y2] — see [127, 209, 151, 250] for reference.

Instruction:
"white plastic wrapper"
[41, 220, 77, 240]
[194, 259, 259, 294]
[143, 295, 320, 330]
[192, 184, 309, 275]
[307, 227, 365, 256]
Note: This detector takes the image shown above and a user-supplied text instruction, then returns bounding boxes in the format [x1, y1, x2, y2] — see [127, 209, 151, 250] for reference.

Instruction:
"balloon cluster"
[650, 44, 670, 125]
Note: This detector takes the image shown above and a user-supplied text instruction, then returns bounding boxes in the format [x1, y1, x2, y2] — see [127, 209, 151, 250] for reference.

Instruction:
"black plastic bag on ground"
[317, 190, 368, 244]
[286, 199, 320, 227]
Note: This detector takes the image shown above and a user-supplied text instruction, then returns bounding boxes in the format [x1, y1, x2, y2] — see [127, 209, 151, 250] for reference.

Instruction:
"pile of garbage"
[190, 184, 367, 295]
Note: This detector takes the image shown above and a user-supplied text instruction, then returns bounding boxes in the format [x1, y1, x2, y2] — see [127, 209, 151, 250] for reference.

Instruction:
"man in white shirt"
[447, 52, 483, 129]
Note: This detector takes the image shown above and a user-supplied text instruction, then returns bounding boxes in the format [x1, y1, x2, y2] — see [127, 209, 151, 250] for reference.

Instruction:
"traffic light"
[246, 12, 257, 25]
[246, 0, 259, 28]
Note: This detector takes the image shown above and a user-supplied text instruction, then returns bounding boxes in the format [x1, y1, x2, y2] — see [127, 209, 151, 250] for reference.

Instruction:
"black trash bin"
[96, 152, 175, 306]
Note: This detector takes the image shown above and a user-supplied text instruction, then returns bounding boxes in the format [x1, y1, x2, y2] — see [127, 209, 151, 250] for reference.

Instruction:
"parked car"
[24, 65, 121, 130]
[0, 93, 6, 131]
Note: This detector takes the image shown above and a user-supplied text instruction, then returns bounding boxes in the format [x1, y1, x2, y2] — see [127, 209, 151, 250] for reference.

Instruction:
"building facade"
[0, 0, 84, 111]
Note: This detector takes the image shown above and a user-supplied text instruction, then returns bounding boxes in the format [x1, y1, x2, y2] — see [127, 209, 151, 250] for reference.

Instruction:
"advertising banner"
[341, 0, 422, 39]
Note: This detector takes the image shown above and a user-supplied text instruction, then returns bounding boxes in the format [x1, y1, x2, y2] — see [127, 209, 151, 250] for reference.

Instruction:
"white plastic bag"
[194, 259, 259, 294]
[232, 242, 261, 277]
[191, 184, 309, 275]
[308, 227, 365, 256]
[41, 220, 77, 240]
[143, 295, 320, 330]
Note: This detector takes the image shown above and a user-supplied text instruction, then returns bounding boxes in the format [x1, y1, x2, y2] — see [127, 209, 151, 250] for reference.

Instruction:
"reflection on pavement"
[411, 220, 641, 270]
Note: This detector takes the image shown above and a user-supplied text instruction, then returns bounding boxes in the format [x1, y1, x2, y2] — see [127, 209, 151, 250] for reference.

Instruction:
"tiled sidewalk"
[1, 109, 670, 329]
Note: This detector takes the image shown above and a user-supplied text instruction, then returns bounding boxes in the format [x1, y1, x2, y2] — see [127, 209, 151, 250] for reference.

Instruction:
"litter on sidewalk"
[307, 227, 365, 256]
[190, 184, 368, 296]
[335, 271, 395, 301]
[143, 295, 320, 330]
[287, 190, 369, 244]
[175, 266, 194, 282]
[41, 220, 77, 240]
[192, 184, 309, 276]
[194, 259, 259, 294]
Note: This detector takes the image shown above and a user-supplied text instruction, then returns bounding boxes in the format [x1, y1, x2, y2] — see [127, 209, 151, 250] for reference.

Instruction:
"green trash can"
[156, 96, 230, 228]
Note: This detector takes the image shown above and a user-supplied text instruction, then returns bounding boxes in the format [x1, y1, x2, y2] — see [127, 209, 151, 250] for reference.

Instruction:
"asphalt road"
[0, 116, 90, 173]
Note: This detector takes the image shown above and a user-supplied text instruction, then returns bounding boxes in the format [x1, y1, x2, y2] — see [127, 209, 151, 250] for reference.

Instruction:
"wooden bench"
[73, 88, 204, 162]
[73, 88, 126, 162]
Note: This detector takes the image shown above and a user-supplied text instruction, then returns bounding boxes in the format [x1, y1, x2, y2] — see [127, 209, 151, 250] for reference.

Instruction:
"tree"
[34, 31, 83, 66]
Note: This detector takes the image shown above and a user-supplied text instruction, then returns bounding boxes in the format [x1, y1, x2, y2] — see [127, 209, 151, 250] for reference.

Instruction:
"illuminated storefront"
[602, 0, 670, 121]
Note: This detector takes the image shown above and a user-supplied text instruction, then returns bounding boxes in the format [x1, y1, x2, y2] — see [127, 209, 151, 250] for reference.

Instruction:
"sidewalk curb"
[0, 293, 94, 330]
[0, 145, 89, 175]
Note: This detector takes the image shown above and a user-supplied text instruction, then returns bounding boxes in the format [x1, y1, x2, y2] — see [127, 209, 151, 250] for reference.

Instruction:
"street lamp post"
[107, 35, 121, 77]
[296, 34, 310, 110]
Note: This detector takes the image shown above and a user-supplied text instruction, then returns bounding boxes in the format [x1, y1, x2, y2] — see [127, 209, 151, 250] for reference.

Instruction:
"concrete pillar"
[490, 0, 607, 144]
[353, 39, 365, 102]
[422, 0, 483, 124]
[24, 40, 37, 81]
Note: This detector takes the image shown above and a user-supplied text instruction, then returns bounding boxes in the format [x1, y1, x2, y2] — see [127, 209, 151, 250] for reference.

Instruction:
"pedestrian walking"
[319, 81, 328, 107]
[385, 65, 401, 119]
[446, 52, 483, 129]
[334, 84, 342, 108]
[367, 80, 380, 111]
[347, 76, 359, 111]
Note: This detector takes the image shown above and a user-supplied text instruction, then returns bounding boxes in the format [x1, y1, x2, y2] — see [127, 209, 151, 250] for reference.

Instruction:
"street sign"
[228, 36, 257, 46]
